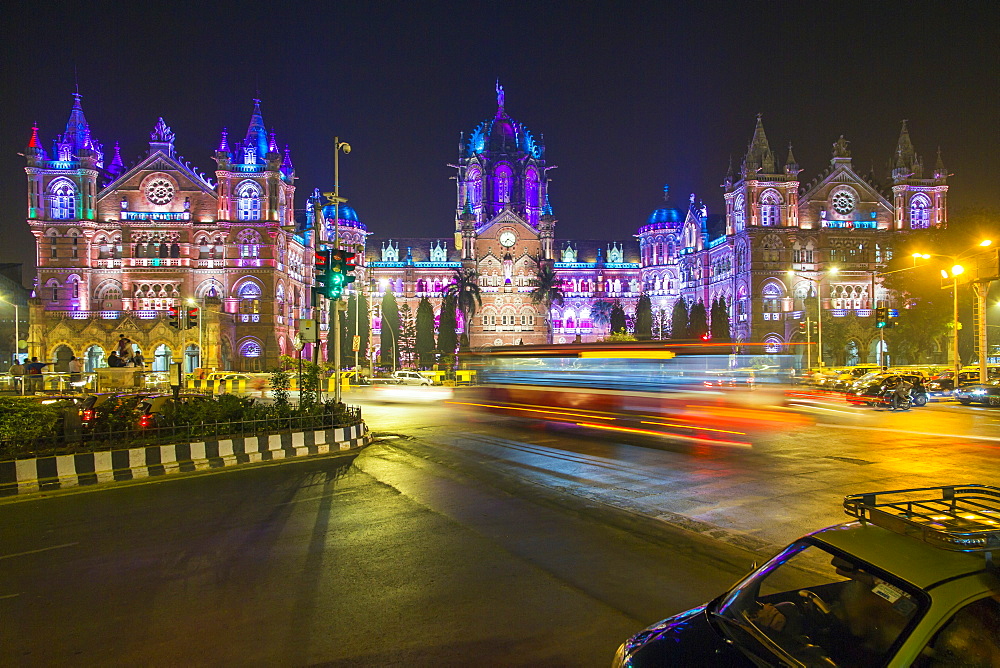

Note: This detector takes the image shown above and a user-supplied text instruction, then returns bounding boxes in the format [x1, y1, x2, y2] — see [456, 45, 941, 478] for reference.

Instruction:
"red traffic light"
[187, 308, 199, 318]
[315, 251, 329, 267]
[700, 333, 711, 341]
[168, 307, 178, 317]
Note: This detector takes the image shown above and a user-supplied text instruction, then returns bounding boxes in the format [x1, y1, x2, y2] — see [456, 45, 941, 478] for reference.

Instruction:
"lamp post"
[329, 138, 351, 405]
[787, 267, 838, 369]
[187, 297, 204, 371]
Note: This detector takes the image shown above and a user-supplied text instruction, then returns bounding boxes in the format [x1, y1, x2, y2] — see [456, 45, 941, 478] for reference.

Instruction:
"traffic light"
[874, 306, 889, 328]
[186, 307, 199, 330]
[314, 249, 333, 299]
[798, 321, 807, 334]
[328, 248, 356, 299]
[168, 306, 180, 329]
[700, 332, 711, 341]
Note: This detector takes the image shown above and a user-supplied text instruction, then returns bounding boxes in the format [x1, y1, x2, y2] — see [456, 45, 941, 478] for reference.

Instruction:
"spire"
[934, 146, 948, 182]
[280, 144, 294, 177]
[892, 120, 923, 182]
[217, 127, 231, 153]
[62, 92, 91, 153]
[244, 98, 269, 160]
[268, 128, 279, 154]
[107, 141, 124, 176]
[742, 114, 776, 176]
[148, 117, 176, 156]
[785, 143, 800, 175]
[27, 124, 42, 149]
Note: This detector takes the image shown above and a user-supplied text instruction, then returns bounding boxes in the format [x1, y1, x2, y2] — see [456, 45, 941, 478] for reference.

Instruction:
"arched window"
[760, 191, 781, 227]
[525, 167, 540, 225]
[68, 275, 81, 300]
[237, 229, 262, 258]
[238, 281, 262, 314]
[46, 278, 60, 302]
[49, 179, 76, 220]
[733, 194, 746, 230]
[910, 194, 931, 229]
[494, 165, 513, 204]
[239, 340, 263, 358]
[466, 167, 482, 210]
[762, 283, 784, 313]
[236, 181, 262, 221]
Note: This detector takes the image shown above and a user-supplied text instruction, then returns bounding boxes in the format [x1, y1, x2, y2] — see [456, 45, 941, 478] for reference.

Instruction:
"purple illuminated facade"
[362, 89, 949, 361]
[24, 95, 313, 371]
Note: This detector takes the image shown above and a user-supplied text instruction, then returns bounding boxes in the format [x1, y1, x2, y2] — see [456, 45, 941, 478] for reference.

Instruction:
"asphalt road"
[3, 389, 998, 666]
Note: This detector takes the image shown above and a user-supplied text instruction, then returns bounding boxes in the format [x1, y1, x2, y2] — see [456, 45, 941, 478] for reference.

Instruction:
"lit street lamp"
[786, 267, 838, 368]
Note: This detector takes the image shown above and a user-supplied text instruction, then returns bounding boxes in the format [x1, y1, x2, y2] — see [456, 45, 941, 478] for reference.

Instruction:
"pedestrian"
[8, 359, 25, 393]
[25, 356, 49, 393]
[132, 348, 145, 368]
[68, 355, 83, 390]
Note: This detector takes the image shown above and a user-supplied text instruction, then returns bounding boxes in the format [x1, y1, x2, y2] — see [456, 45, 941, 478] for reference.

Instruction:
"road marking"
[0, 593, 20, 600]
[0, 542, 79, 561]
[819, 423, 1000, 443]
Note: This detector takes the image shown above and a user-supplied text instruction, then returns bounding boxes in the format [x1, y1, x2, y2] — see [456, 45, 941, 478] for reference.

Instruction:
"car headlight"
[972, 390, 986, 395]
[929, 382, 940, 389]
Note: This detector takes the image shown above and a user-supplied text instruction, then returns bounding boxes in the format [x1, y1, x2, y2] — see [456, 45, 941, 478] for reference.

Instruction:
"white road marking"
[818, 423, 1000, 443]
[0, 542, 79, 560]
[0, 593, 20, 600]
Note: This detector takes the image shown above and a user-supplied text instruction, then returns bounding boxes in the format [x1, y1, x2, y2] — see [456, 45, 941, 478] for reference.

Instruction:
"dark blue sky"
[3, 1, 997, 279]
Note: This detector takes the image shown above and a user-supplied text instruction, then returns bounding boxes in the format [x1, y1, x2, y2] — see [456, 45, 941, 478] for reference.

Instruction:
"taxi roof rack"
[844, 485, 1000, 563]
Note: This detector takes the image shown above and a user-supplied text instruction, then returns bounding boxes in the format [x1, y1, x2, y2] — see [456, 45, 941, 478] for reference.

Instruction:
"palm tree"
[529, 262, 565, 343]
[444, 267, 482, 347]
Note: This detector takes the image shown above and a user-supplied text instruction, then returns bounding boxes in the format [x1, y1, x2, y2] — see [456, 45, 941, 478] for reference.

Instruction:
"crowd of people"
[6, 335, 146, 393]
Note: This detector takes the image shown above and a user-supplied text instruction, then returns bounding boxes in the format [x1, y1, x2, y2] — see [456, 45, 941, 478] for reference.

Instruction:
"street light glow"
[828, 266, 839, 274]
[941, 269, 949, 279]
[952, 264, 965, 276]
[980, 239, 993, 247]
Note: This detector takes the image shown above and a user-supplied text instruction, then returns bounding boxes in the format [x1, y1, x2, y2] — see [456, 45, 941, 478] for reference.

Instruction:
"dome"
[646, 208, 684, 226]
[323, 203, 361, 224]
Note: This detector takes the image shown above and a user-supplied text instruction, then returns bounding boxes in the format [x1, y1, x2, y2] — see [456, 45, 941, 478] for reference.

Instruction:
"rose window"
[832, 191, 855, 215]
[146, 178, 175, 205]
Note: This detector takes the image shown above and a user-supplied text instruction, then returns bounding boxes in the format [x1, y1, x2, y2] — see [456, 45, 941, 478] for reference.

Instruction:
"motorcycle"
[878, 387, 911, 411]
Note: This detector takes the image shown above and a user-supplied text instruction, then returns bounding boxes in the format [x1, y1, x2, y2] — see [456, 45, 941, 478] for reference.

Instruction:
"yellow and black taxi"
[845, 373, 929, 407]
[614, 485, 1000, 667]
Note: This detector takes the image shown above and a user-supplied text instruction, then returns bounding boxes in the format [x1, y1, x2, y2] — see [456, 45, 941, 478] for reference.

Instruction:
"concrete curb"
[0, 422, 370, 497]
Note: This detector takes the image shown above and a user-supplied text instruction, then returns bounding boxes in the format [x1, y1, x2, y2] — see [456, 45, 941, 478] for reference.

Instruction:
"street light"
[786, 267, 838, 369]
[187, 297, 203, 371]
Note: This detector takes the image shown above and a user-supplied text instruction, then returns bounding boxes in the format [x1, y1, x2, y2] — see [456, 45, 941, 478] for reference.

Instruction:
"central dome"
[464, 84, 542, 159]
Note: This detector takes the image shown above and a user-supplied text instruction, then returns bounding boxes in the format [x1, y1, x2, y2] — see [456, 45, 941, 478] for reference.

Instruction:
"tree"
[415, 297, 436, 368]
[529, 262, 565, 343]
[339, 293, 370, 368]
[609, 301, 627, 334]
[444, 268, 482, 347]
[710, 298, 732, 342]
[590, 301, 614, 333]
[670, 299, 689, 339]
[633, 294, 653, 340]
[437, 294, 458, 360]
[379, 287, 400, 368]
[398, 303, 416, 367]
[688, 302, 709, 339]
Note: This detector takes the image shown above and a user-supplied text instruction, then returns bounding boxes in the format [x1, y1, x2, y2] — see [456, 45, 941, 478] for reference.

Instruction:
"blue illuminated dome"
[323, 203, 361, 224]
[646, 208, 684, 226]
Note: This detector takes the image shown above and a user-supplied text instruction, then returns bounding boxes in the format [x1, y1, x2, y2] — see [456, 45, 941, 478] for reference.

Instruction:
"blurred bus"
[454, 342, 810, 447]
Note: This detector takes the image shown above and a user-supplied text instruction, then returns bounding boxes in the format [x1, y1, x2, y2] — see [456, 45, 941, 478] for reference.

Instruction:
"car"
[954, 379, 1000, 407]
[614, 484, 1000, 667]
[79, 392, 154, 427]
[928, 368, 1000, 399]
[845, 373, 928, 407]
[391, 370, 432, 386]
[137, 393, 214, 428]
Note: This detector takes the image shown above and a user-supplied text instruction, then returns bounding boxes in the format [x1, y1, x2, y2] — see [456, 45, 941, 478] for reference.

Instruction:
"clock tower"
[453, 83, 555, 347]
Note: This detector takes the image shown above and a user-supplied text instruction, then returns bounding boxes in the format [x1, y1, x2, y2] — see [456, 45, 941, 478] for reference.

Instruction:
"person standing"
[8, 359, 25, 393]
[25, 357, 49, 393]
[68, 355, 83, 390]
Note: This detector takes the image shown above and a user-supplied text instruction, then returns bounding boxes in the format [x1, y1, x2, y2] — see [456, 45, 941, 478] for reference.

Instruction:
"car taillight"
[139, 414, 153, 428]
[81, 409, 93, 421]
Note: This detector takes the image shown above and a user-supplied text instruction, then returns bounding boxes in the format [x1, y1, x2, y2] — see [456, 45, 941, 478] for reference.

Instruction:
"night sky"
[3, 2, 997, 283]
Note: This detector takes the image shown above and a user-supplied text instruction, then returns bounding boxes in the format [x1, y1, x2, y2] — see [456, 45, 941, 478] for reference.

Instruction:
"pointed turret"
[25, 124, 47, 163]
[933, 147, 948, 183]
[62, 92, 90, 152]
[214, 127, 232, 169]
[723, 156, 734, 189]
[280, 145, 295, 179]
[243, 98, 269, 163]
[107, 141, 124, 177]
[784, 143, 800, 176]
[741, 114, 776, 176]
[892, 120, 923, 182]
[268, 128, 279, 154]
[217, 127, 231, 153]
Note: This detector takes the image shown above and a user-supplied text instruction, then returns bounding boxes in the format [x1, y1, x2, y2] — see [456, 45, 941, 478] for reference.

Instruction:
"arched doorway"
[153, 344, 172, 372]
[184, 344, 200, 373]
[238, 339, 263, 372]
[52, 345, 73, 372]
[85, 345, 106, 372]
[846, 339, 861, 366]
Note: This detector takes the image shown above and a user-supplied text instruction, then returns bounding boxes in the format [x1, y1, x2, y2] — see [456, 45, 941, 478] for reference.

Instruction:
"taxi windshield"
[713, 540, 926, 667]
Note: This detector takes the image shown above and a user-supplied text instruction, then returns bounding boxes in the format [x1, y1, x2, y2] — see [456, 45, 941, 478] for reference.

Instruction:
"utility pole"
[329, 138, 351, 404]
[974, 281, 989, 383]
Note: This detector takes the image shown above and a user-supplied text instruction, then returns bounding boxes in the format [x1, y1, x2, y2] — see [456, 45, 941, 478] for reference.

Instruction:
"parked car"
[954, 379, 1000, 407]
[137, 393, 214, 427]
[391, 370, 433, 386]
[846, 373, 928, 407]
[614, 484, 1000, 667]
[80, 392, 154, 427]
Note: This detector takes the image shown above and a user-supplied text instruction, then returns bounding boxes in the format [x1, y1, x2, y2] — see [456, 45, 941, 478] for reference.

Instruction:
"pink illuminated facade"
[24, 95, 314, 371]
